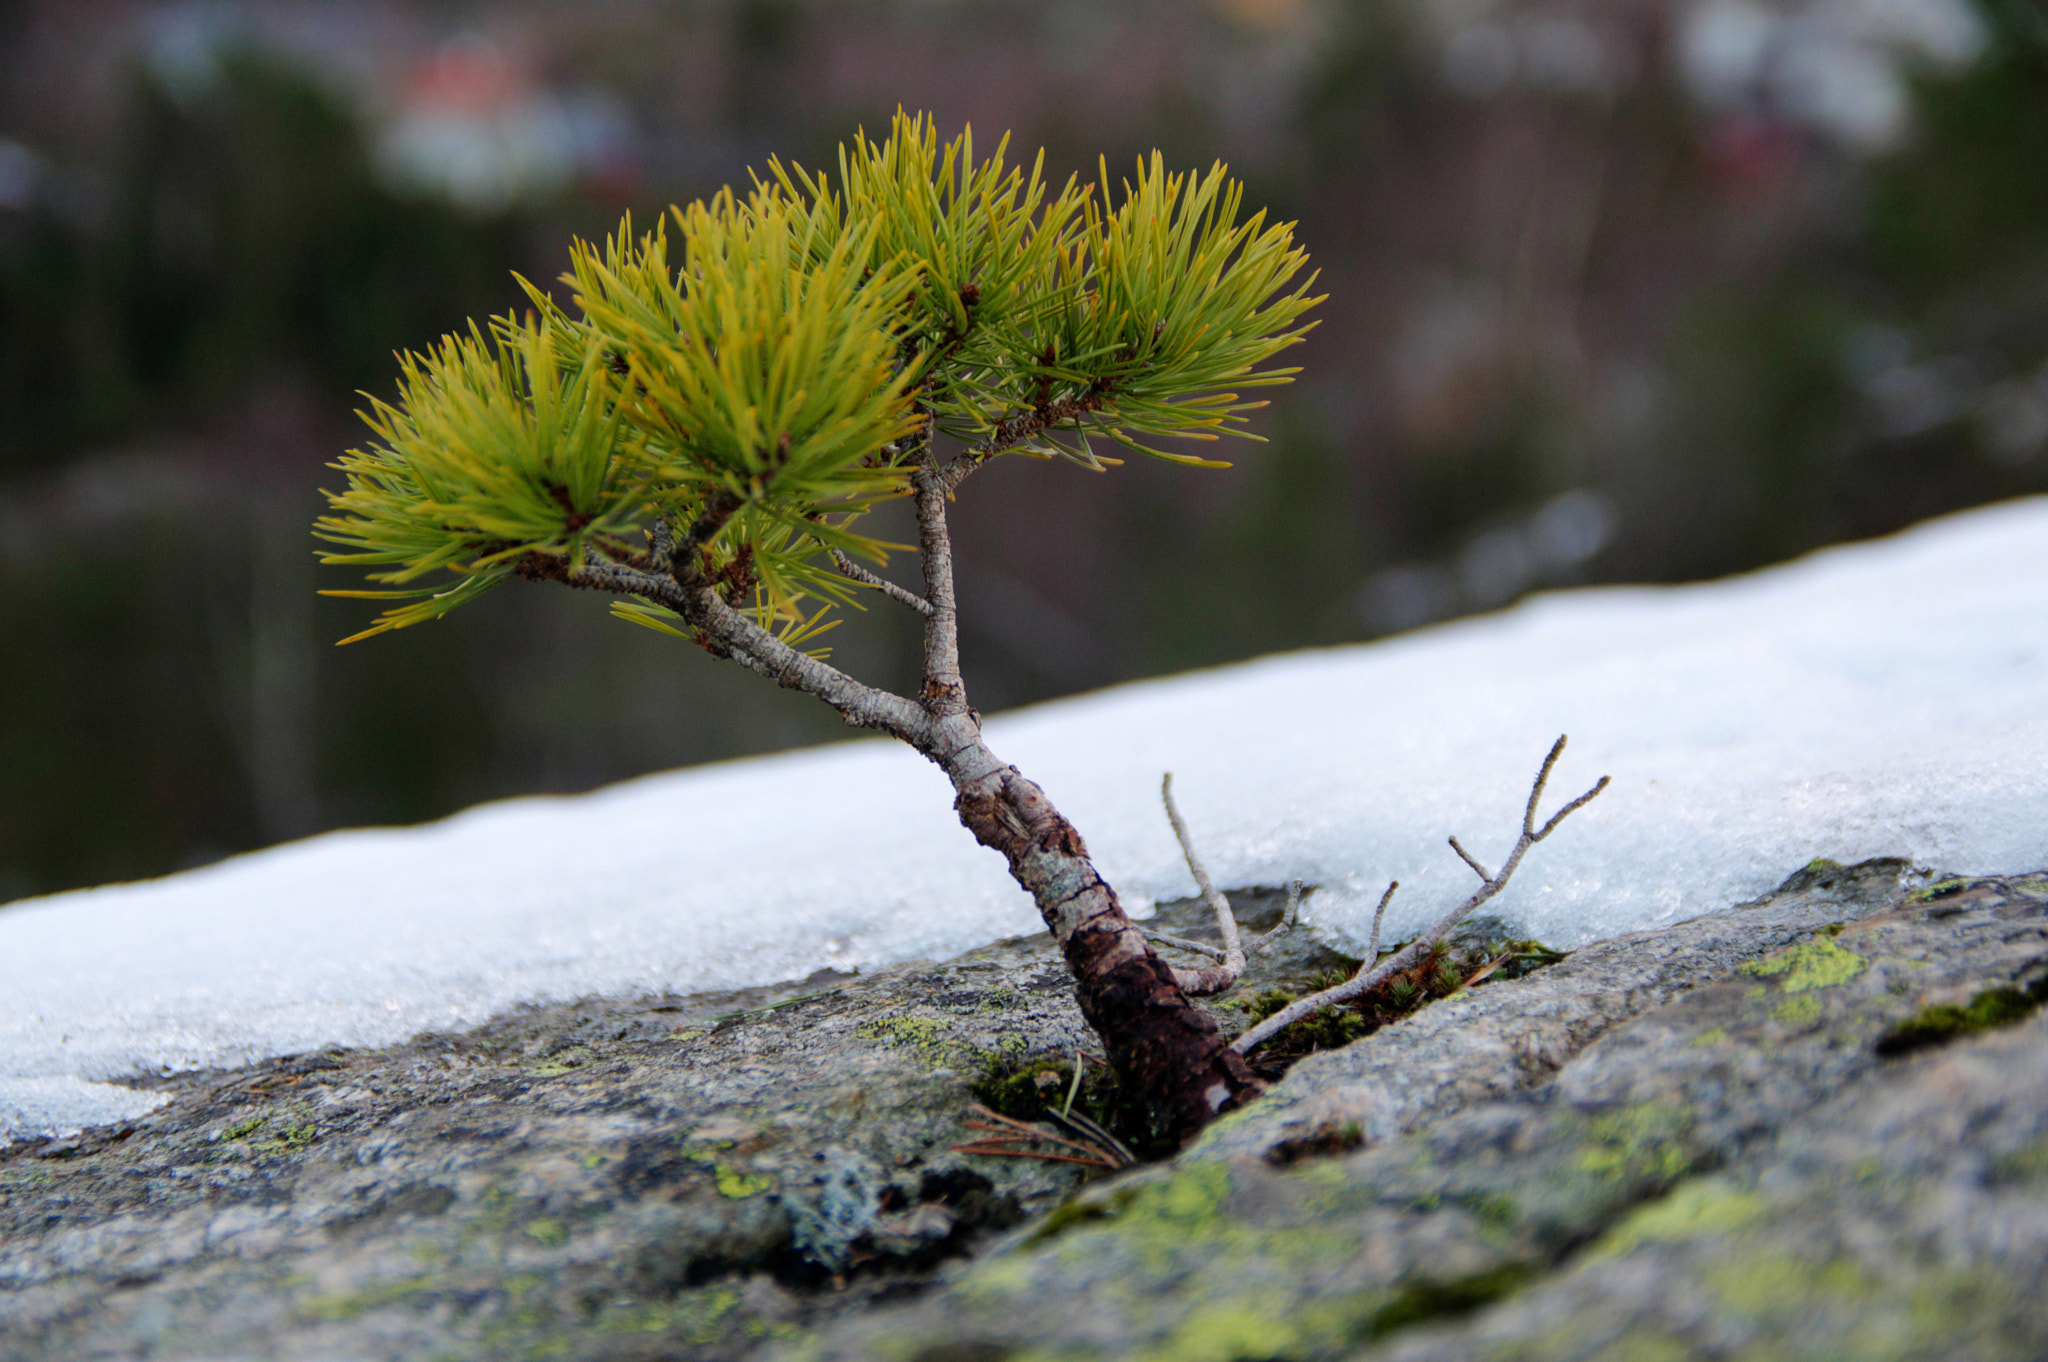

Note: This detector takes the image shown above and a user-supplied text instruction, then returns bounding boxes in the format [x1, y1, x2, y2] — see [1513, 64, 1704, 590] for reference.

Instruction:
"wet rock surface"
[5, 861, 2046, 1361]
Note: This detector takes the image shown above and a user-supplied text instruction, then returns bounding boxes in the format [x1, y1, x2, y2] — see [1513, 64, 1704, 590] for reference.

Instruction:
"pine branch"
[913, 466, 969, 719]
[940, 389, 1111, 493]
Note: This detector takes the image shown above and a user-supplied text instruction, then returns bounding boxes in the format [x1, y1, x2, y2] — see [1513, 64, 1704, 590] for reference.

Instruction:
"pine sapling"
[318, 113, 1320, 1143]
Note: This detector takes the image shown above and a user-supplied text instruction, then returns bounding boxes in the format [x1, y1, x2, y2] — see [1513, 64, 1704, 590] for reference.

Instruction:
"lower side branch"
[1232, 735, 1607, 1056]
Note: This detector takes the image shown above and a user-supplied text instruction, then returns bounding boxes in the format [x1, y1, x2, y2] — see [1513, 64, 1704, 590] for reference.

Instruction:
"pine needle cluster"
[316, 112, 1321, 648]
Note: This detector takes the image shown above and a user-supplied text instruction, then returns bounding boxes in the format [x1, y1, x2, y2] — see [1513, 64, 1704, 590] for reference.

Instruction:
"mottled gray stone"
[7, 862, 2046, 1362]
[790, 865, 2048, 1362]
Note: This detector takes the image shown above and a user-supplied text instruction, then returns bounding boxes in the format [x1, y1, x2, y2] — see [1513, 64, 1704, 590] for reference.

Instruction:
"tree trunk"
[946, 739, 1261, 1144]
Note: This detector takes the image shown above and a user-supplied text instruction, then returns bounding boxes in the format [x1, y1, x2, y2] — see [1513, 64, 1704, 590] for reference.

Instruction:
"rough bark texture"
[953, 765, 1261, 1143]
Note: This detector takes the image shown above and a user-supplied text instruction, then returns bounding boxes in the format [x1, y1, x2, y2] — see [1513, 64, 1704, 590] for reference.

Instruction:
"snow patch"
[4, 497, 2045, 1140]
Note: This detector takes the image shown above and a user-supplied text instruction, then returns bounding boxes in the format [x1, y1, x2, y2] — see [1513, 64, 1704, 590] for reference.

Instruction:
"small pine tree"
[317, 112, 1321, 1142]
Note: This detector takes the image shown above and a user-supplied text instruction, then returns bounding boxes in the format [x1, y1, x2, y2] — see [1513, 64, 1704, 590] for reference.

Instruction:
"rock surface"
[798, 860, 2048, 1362]
[4, 860, 2046, 1361]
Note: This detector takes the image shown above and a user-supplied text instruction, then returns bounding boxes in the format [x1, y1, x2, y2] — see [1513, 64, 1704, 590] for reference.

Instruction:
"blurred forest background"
[3, 0, 2045, 902]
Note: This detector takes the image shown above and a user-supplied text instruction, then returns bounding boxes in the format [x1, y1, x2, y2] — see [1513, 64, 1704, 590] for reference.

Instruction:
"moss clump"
[1235, 937, 1567, 1079]
[972, 1051, 1178, 1161]
[1875, 977, 2048, 1057]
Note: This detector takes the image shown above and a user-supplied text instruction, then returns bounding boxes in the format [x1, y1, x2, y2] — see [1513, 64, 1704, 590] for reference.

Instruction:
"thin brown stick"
[1233, 736, 1606, 1056]
[950, 1143, 1118, 1169]
[1363, 879, 1397, 963]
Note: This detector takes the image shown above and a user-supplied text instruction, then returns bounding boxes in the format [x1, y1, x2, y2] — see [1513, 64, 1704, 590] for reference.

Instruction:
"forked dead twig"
[1151, 779, 1310, 994]
[1232, 735, 1606, 1056]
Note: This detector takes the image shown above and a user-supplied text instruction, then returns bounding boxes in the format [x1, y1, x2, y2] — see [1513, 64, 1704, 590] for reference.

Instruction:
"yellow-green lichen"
[596, 1287, 740, 1343]
[685, 1150, 773, 1198]
[1578, 1102, 1694, 1183]
[1771, 994, 1823, 1026]
[1588, 1179, 1766, 1260]
[857, 1014, 975, 1069]
[1702, 1250, 1876, 1312]
[525, 1045, 595, 1078]
[1740, 938, 1868, 993]
[523, 1217, 567, 1247]
[1690, 1027, 1730, 1047]
[1142, 1304, 1302, 1362]
[296, 1274, 437, 1322]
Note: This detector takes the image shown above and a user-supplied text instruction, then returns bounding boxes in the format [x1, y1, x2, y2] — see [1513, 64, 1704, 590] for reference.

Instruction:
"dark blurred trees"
[2, 0, 2044, 902]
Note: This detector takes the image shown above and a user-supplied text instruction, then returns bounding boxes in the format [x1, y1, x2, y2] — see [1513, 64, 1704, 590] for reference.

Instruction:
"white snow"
[5, 496, 2046, 1140]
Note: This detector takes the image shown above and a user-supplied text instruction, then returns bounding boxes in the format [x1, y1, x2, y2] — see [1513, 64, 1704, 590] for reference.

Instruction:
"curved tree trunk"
[552, 466, 1264, 1144]
[947, 742, 1261, 1143]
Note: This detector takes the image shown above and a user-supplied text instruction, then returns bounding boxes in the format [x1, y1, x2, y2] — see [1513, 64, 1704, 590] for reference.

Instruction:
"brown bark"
[952, 761, 1261, 1144]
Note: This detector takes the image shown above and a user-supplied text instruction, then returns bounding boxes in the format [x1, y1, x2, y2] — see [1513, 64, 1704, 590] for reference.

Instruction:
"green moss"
[1876, 978, 2048, 1056]
[522, 1218, 566, 1247]
[1236, 938, 1567, 1079]
[1689, 1027, 1729, 1047]
[1911, 877, 1970, 902]
[1588, 1179, 1766, 1260]
[1740, 937, 1869, 993]
[972, 1047, 1176, 1160]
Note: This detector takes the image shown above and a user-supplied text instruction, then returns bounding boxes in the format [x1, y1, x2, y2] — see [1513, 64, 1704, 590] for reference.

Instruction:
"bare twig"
[532, 554, 934, 745]
[1448, 837, 1491, 882]
[828, 549, 934, 617]
[1279, 878, 1304, 934]
[1363, 879, 1397, 963]
[1233, 736, 1606, 1056]
[1157, 772, 1248, 997]
[1149, 932, 1226, 961]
